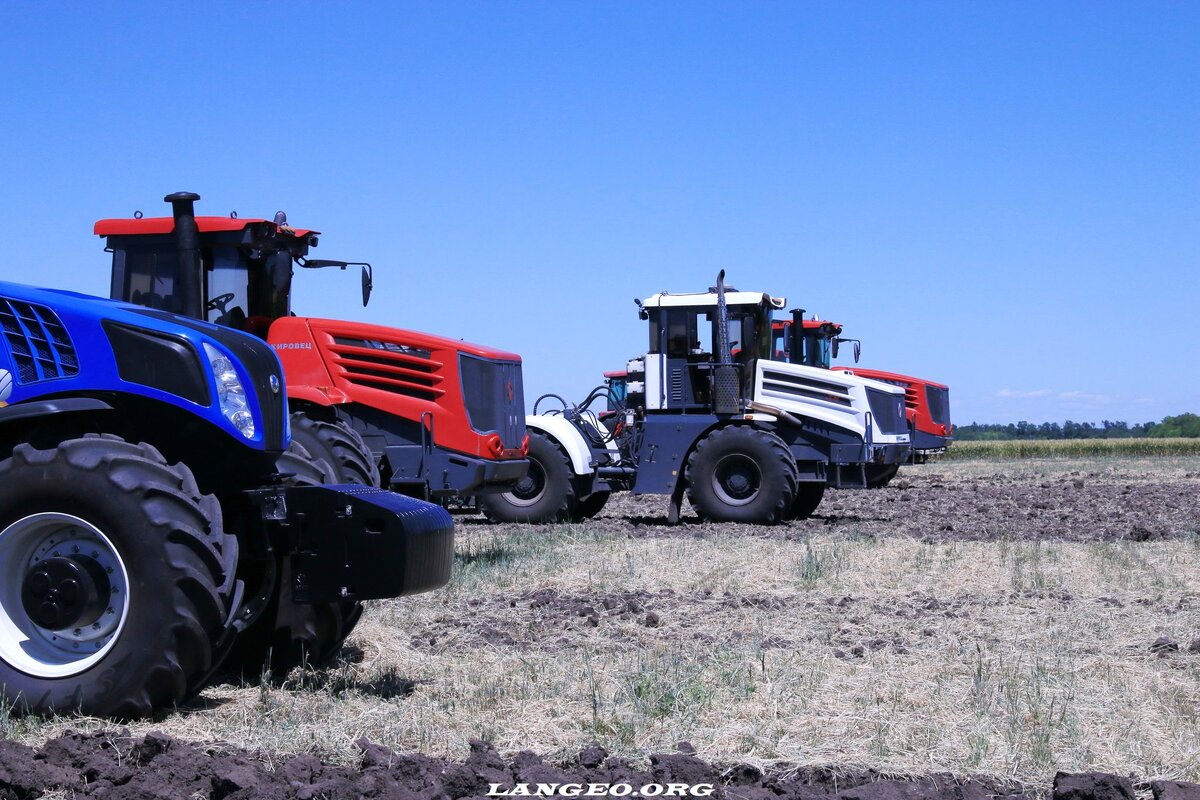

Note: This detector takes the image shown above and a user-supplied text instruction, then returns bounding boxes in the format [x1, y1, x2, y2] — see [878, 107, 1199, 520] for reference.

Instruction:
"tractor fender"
[0, 397, 113, 425]
[284, 385, 350, 408]
[525, 414, 601, 478]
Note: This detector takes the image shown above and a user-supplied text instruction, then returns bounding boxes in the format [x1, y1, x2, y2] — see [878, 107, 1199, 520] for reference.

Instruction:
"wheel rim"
[0, 513, 130, 679]
[503, 458, 547, 508]
[711, 453, 763, 507]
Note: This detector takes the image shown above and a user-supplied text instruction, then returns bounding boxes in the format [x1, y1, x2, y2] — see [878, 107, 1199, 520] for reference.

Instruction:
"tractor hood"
[0, 281, 288, 452]
[754, 359, 910, 445]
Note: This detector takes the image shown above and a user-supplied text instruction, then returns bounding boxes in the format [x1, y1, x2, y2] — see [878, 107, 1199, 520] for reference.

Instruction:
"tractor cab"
[771, 317, 858, 369]
[636, 286, 783, 412]
[98, 200, 369, 339]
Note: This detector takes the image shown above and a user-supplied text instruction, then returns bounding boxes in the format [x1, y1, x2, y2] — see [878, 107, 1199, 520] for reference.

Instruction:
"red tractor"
[96, 193, 529, 503]
[771, 314, 950, 485]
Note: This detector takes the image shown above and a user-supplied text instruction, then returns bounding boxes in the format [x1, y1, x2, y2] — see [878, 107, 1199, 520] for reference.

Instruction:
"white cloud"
[996, 388, 1052, 399]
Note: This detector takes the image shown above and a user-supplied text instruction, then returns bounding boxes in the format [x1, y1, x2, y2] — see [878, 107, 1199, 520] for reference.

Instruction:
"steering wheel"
[206, 292, 236, 312]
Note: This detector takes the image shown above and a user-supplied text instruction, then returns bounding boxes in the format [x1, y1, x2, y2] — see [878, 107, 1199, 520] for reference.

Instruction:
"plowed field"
[5, 457, 1199, 798]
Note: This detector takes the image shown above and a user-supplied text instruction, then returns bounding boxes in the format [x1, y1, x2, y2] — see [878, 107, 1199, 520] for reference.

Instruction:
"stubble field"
[3, 455, 1199, 798]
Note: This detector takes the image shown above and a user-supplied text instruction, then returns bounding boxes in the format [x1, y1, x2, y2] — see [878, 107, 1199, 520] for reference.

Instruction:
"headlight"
[203, 343, 255, 439]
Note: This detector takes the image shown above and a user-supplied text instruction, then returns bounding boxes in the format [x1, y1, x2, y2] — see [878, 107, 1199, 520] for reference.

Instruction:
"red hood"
[304, 317, 521, 362]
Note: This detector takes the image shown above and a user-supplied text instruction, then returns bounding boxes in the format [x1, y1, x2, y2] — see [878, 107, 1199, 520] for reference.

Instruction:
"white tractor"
[481, 273, 910, 525]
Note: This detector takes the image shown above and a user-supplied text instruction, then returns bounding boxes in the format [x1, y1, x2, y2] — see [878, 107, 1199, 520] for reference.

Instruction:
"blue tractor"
[0, 268, 454, 717]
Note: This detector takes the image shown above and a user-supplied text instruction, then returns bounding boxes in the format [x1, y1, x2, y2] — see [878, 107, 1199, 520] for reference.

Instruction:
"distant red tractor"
[771, 315, 950, 485]
[96, 193, 529, 503]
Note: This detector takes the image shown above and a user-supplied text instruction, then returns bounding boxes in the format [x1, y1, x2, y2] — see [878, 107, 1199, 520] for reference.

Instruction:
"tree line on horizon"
[954, 413, 1200, 441]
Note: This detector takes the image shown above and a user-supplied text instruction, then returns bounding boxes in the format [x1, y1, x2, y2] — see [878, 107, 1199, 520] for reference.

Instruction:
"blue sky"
[0, 2, 1195, 425]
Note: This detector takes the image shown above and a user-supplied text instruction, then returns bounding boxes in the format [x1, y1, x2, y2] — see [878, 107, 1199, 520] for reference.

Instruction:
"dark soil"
[488, 468, 1200, 543]
[409, 584, 1200, 658]
[6, 729, 1194, 800]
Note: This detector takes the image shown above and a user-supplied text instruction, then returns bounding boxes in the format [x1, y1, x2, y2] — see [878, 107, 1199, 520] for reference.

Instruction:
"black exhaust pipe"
[712, 270, 741, 415]
[790, 308, 805, 364]
[164, 191, 203, 319]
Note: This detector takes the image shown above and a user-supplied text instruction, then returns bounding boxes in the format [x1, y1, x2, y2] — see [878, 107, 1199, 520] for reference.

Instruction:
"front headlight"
[203, 343, 256, 439]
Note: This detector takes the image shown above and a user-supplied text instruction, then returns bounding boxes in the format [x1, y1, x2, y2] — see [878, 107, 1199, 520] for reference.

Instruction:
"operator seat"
[214, 306, 248, 331]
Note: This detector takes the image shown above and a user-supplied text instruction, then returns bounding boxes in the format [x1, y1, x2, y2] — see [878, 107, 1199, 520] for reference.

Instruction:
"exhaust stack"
[712, 270, 741, 415]
[790, 307, 806, 363]
[164, 191, 203, 320]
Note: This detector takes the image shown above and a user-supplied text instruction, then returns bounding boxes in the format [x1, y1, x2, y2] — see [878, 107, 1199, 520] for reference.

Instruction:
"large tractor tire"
[865, 464, 901, 488]
[0, 435, 236, 718]
[572, 490, 611, 521]
[788, 483, 826, 520]
[288, 410, 381, 486]
[479, 432, 575, 523]
[685, 426, 797, 525]
[222, 441, 361, 679]
[273, 439, 336, 484]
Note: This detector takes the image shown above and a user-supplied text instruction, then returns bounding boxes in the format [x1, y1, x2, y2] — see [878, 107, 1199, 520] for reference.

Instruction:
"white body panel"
[753, 361, 909, 445]
[525, 414, 622, 477]
[642, 354, 666, 411]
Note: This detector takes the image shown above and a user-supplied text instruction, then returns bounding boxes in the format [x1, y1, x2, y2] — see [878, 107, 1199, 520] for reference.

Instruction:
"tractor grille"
[867, 376, 920, 413]
[926, 385, 951, 427]
[459, 354, 526, 449]
[903, 383, 920, 413]
[760, 367, 853, 406]
[328, 336, 446, 402]
[0, 298, 78, 384]
[866, 388, 908, 435]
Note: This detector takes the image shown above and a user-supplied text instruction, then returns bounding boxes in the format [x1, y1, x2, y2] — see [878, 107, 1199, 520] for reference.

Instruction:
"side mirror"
[296, 257, 373, 306]
[831, 337, 862, 363]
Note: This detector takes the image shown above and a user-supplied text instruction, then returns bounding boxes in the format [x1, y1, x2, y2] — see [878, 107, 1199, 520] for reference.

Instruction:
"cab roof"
[802, 318, 843, 334]
[640, 290, 786, 310]
[773, 318, 845, 334]
[94, 216, 317, 238]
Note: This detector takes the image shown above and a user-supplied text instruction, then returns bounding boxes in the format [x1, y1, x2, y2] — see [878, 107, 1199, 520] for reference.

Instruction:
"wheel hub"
[712, 454, 763, 506]
[0, 513, 129, 678]
[21, 555, 110, 631]
[505, 461, 547, 506]
[724, 473, 752, 496]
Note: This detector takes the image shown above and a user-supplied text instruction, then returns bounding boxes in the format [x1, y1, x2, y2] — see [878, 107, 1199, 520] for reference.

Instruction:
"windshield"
[771, 325, 788, 360]
[206, 248, 250, 326]
[803, 331, 832, 369]
[109, 232, 294, 332]
[648, 301, 772, 363]
[111, 246, 202, 318]
[204, 246, 292, 330]
[731, 303, 772, 362]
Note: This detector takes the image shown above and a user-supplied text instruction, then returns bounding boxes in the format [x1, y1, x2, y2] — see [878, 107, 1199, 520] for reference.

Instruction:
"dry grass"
[6, 459, 1200, 785]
